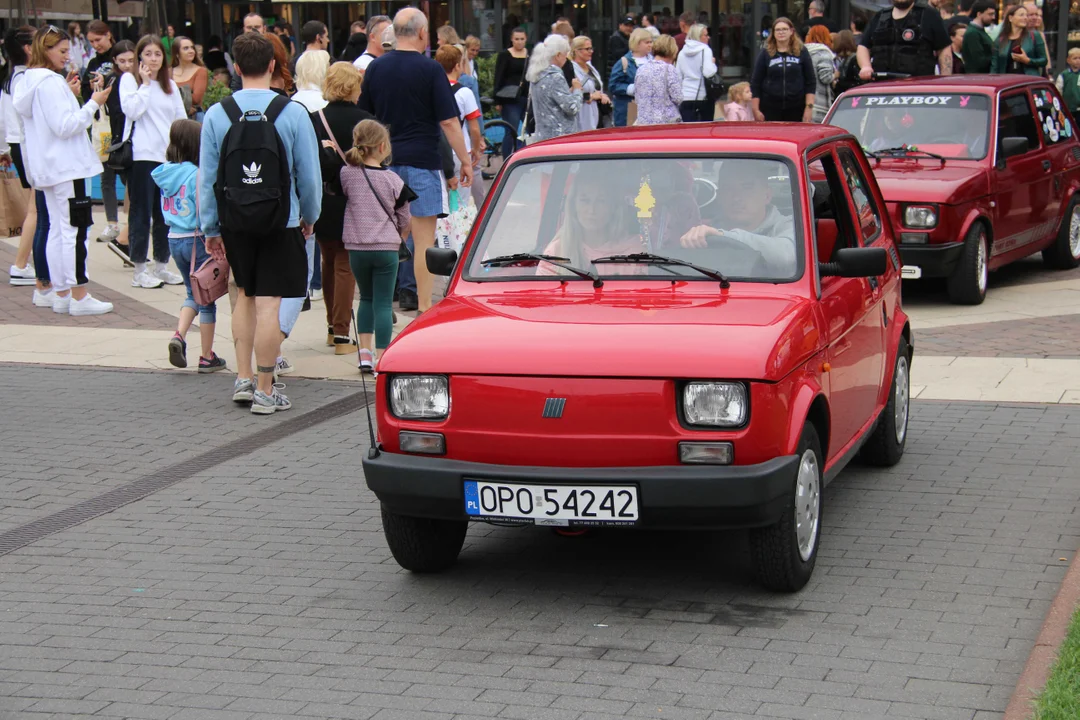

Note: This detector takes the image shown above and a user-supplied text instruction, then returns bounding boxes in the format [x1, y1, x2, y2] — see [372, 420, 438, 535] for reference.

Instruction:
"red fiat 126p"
[825, 76, 1080, 305]
[362, 125, 913, 591]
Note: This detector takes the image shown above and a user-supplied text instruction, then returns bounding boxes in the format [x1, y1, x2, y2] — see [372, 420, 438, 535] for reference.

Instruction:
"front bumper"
[899, 241, 965, 278]
[363, 451, 800, 529]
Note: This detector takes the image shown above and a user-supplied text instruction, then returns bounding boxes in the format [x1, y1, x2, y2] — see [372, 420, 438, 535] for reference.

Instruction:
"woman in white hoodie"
[14, 25, 114, 316]
[675, 24, 718, 122]
[119, 34, 186, 289]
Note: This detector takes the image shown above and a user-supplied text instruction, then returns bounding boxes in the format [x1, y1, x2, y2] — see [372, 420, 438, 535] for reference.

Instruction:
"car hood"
[869, 160, 989, 204]
[380, 288, 824, 381]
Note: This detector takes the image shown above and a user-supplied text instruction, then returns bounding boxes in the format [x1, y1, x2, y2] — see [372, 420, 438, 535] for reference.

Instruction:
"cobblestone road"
[1, 367, 1079, 720]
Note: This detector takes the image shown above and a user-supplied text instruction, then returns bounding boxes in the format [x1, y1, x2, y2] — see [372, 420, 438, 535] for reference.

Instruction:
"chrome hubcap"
[795, 449, 821, 562]
[894, 355, 909, 445]
[976, 233, 988, 294]
[1069, 206, 1080, 259]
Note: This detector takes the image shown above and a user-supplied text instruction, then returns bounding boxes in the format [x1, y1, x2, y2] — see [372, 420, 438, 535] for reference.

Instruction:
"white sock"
[134, 262, 147, 275]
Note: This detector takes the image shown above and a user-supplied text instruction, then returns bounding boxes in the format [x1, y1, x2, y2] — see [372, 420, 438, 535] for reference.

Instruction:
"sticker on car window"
[851, 95, 963, 107]
[1033, 88, 1072, 145]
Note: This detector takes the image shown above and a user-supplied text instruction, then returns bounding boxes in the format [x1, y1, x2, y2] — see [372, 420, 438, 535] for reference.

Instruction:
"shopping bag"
[91, 108, 112, 161]
[436, 188, 477, 254]
[0, 166, 29, 237]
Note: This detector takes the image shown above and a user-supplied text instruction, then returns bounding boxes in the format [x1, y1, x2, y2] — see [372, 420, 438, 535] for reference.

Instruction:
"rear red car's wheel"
[947, 222, 989, 305]
[749, 424, 823, 592]
[1043, 197, 1080, 270]
[381, 504, 468, 572]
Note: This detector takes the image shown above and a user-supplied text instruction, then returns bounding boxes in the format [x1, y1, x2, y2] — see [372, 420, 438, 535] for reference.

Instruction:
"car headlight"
[683, 382, 748, 427]
[389, 375, 449, 420]
[904, 204, 939, 229]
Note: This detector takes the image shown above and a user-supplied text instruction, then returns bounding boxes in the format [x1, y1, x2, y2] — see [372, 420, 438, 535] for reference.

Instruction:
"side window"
[998, 92, 1041, 155]
[837, 147, 883, 244]
[1032, 87, 1075, 146]
[807, 152, 857, 266]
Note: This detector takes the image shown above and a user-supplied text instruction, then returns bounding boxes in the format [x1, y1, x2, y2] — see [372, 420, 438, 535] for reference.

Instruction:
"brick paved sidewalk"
[0, 366, 1078, 720]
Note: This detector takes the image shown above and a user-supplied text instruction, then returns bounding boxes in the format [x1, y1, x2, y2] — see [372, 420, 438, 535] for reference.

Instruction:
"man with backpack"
[199, 32, 322, 415]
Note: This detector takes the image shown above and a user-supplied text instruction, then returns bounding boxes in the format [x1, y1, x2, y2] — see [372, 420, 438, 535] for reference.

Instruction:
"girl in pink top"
[723, 82, 756, 122]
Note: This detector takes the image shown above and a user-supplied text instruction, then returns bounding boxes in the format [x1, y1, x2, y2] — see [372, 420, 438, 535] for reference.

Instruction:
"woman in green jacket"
[990, 5, 1046, 76]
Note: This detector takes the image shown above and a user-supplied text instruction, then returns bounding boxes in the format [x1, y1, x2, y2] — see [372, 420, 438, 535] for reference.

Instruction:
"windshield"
[829, 93, 991, 159]
[464, 157, 802, 283]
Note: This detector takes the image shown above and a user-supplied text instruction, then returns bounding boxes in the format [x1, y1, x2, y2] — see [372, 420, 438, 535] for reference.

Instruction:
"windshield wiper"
[591, 253, 730, 289]
[481, 253, 603, 288]
[866, 145, 946, 166]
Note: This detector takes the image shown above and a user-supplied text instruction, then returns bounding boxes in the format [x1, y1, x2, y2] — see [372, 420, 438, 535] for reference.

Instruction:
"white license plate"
[463, 480, 639, 526]
[901, 265, 922, 279]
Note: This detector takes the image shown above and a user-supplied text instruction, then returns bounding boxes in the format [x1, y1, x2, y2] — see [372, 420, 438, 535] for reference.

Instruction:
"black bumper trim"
[899, 241, 965, 278]
[362, 452, 800, 529]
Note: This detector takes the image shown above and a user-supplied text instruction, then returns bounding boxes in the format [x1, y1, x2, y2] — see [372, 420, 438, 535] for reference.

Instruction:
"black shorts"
[222, 227, 308, 298]
[10, 144, 31, 189]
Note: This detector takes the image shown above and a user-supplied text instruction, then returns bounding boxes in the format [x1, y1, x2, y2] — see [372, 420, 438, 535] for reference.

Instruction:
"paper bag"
[0, 167, 29, 237]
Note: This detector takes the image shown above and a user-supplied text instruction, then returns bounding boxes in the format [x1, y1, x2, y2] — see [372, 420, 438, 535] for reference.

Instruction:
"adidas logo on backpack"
[215, 95, 291, 235]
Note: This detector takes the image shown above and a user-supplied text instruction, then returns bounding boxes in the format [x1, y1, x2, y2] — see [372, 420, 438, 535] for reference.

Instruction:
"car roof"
[842, 73, 1051, 96]
[513, 123, 850, 160]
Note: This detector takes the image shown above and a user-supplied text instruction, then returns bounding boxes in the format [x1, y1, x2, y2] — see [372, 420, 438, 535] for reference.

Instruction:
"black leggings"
[761, 103, 805, 122]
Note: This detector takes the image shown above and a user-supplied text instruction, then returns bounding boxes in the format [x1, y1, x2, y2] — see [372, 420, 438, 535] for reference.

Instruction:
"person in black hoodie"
[750, 17, 816, 122]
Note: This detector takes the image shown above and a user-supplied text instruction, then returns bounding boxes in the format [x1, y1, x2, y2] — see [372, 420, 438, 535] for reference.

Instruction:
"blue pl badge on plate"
[463, 480, 480, 515]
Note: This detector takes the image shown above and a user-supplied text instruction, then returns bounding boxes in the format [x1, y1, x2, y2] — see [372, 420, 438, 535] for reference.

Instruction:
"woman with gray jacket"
[526, 34, 583, 143]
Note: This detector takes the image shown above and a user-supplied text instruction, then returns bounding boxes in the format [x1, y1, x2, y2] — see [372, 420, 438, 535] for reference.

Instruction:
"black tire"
[749, 424, 823, 593]
[860, 337, 911, 467]
[947, 221, 989, 305]
[380, 504, 468, 573]
[1043, 197, 1080, 270]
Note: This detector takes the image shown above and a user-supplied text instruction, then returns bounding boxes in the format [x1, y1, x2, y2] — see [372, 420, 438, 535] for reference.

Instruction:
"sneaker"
[31, 288, 54, 308]
[358, 348, 375, 373]
[251, 386, 292, 415]
[97, 224, 120, 243]
[52, 294, 70, 314]
[8, 264, 35, 286]
[333, 336, 357, 355]
[167, 334, 187, 368]
[398, 289, 419, 311]
[108, 239, 134, 267]
[310, 288, 323, 302]
[153, 263, 183, 286]
[275, 357, 294, 376]
[198, 353, 227, 373]
[69, 294, 114, 316]
[131, 270, 164, 289]
[232, 377, 255, 403]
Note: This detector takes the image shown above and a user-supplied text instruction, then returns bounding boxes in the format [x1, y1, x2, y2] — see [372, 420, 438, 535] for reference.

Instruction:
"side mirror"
[820, 246, 888, 278]
[999, 136, 1029, 161]
[426, 247, 458, 277]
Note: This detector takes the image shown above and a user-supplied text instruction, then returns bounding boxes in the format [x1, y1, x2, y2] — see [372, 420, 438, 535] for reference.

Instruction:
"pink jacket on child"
[724, 102, 754, 122]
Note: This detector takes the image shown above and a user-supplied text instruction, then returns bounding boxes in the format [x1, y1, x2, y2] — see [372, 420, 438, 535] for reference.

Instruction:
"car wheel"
[1043, 197, 1080, 270]
[947, 222, 989, 305]
[380, 504, 468, 572]
[859, 337, 911, 467]
[749, 424, 823, 593]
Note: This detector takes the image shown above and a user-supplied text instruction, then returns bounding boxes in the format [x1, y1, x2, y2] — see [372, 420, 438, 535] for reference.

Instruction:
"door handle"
[1043, 159, 1053, 172]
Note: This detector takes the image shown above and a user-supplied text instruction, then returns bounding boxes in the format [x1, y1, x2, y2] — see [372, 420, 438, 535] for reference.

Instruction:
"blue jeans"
[396, 235, 416, 295]
[279, 236, 315, 337]
[128, 160, 170, 265]
[168, 236, 217, 324]
[33, 190, 50, 283]
[500, 97, 527, 157]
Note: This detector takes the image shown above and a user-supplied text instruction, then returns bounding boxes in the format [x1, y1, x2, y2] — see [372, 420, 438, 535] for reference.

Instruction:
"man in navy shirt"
[359, 7, 472, 314]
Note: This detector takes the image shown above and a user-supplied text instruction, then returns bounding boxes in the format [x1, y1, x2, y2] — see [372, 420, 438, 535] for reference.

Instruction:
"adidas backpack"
[215, 94, 291, 236]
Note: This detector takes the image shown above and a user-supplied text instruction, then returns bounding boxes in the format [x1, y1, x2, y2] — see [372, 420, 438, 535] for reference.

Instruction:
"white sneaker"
[358, 348, 375, 373]
[275, 357, 295, 376]
[131, 271, 164, 289]
[69, 294, 114, 316]
[52, 294, 70, 314]
[31, 288, 54, 307]
[153, 264, 183, 286]
[8, 264, 35, 286]
[310, 288, 323, 302]
[97, 224, 120, 242]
